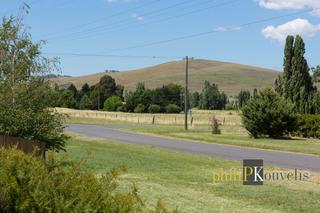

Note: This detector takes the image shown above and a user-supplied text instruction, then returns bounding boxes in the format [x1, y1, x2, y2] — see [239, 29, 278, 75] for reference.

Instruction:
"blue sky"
[1, 0, 320, 76]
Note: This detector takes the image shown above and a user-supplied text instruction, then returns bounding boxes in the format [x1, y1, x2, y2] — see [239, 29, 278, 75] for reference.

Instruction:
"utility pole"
[184, 56, 189, 131]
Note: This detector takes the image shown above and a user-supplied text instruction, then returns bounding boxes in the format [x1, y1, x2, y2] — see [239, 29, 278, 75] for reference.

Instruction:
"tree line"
[49, 78, 230, 113]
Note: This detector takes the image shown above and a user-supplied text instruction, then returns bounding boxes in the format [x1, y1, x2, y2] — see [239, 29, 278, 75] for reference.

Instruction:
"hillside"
[54, 59, 280, 96]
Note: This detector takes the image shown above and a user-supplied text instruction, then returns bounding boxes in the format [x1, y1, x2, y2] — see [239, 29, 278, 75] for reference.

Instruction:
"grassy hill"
[54, 59, 280, 96]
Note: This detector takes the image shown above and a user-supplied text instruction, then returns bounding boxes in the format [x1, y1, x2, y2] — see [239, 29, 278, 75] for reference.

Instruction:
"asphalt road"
[67, 124, 320, 171]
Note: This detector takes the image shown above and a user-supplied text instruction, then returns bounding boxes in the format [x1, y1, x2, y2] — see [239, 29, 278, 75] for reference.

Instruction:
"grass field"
[64, 108, 320, 155]
[53, 59, 279, 96]
[60, 136, 320, 212]
[124, 128, 320, 156]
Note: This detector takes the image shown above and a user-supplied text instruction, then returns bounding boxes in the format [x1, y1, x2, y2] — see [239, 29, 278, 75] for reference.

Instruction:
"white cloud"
[262, 18, 320, 42]
[257, 0, 320, 16]
[131, 13, 143, 21]
[214, 25, 241, 32]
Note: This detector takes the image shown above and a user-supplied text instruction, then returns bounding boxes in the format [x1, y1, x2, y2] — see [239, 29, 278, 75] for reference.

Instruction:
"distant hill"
[53, 59, 280, 96]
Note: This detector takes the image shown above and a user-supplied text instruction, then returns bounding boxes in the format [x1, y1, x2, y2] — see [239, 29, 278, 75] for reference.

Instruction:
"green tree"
[191, 91, 200, 108]
[134, 104, 145, 113]
[199, 81, 227, 110]
[79, 94, 92, 109]
[148, 104, 161, 113]
[242, 89, 297, 138]
[67, 83, 79, 108]
[59, 89, 77, 108]
[91, 75, 117, 110]
[238, 90, 251, 108]
[165, 104, 181, 113]
[312, 91, 320, 114]
[103, 96, 123, 112]
[115, 84, 124, 99]
[275, 35, 315, 114]
[0, 16, 67, 151]
[311, 66, 320, 83]
[79, 83, 91, 97]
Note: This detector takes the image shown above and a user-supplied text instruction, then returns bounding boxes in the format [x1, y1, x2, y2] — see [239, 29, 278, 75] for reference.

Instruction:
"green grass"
[124, 128, 320, 156]
[60, 136, 320, 212]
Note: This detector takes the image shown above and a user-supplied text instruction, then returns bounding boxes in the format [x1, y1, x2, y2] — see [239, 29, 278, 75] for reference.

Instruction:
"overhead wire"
[43, 0, 204, 40]
[39, 0, 161, 38]
[99, 7, 320, 53]
[73, 0, 242, 41]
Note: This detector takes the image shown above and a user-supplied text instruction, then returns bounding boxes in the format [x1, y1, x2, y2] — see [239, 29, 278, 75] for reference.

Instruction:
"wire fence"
[57, 108, 242, 126]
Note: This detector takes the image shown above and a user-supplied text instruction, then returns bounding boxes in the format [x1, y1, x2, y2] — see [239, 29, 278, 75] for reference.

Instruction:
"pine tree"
[274, 35, 315, 114]
[290, 35, 315, 113]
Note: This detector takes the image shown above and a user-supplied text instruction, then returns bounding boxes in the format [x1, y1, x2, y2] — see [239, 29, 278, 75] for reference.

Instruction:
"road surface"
[67, 124, 320, 171]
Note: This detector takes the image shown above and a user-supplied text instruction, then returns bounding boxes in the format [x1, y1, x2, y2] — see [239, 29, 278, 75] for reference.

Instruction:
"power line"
[44, 0, 205, 41]
[42, 52, 183, 60]
[100, 8, 319, 53]
[39, 0, 161, 38]
[48, 0, 240, 41]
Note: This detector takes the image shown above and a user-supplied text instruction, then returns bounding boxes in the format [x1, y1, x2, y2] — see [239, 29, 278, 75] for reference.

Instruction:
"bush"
[0, 81, 68, 152]
[242, 89, 297, 138]
[116, 105, 127, 112]
[210, 116, 221, 134]
[293, 114, 320, 138]
[134, 104, 145, 113]
[103, 96, 123, 112]
[148, 104, 161, 113]
[0, 148, 176, 212]
[165, 104, 181, 114]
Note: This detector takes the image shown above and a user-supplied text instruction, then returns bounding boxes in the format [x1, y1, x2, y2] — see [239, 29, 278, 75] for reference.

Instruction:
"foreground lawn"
[60, 136, 320, 212]
[124, 128, 320, 156]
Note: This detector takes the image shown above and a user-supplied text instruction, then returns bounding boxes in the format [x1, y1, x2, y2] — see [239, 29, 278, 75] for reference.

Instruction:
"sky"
[1, 0, 320, 76]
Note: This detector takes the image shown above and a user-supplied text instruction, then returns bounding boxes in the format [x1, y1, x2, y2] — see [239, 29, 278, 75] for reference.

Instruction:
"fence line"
[56, 108, 242, 126]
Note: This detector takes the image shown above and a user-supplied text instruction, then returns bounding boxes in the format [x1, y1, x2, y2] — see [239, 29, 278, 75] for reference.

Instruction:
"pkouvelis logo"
[212, 159, 310, 185]
[243, 159, 263, 185]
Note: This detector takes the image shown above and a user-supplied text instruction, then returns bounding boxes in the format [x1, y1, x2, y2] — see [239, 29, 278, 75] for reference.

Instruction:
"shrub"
[242, 89, 297, 138]
[148, 104, 161, 113]
[293, 114, 320, 138]
[165, 104, 181, 114]
[134, 104, 145, 113]
[0, 148, 176, 212]
[116, 105, 127, 112]
[0, 81, 68, 152]
[103, 96, 123, 112]
[210, 116, 221, 134]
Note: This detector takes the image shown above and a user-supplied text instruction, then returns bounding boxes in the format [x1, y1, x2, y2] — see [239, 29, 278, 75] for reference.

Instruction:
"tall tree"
[91, 75, 117, 110]
[79, 83, 91, 97]
[311, 66, 320, 83]
[199, 81, 227, 110]
[274, 35, 315, 114]
[238, 90, 251, 108]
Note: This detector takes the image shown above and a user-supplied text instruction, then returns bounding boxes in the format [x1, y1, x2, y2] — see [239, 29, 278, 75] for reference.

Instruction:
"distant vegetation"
[49, 75, 232, 113]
